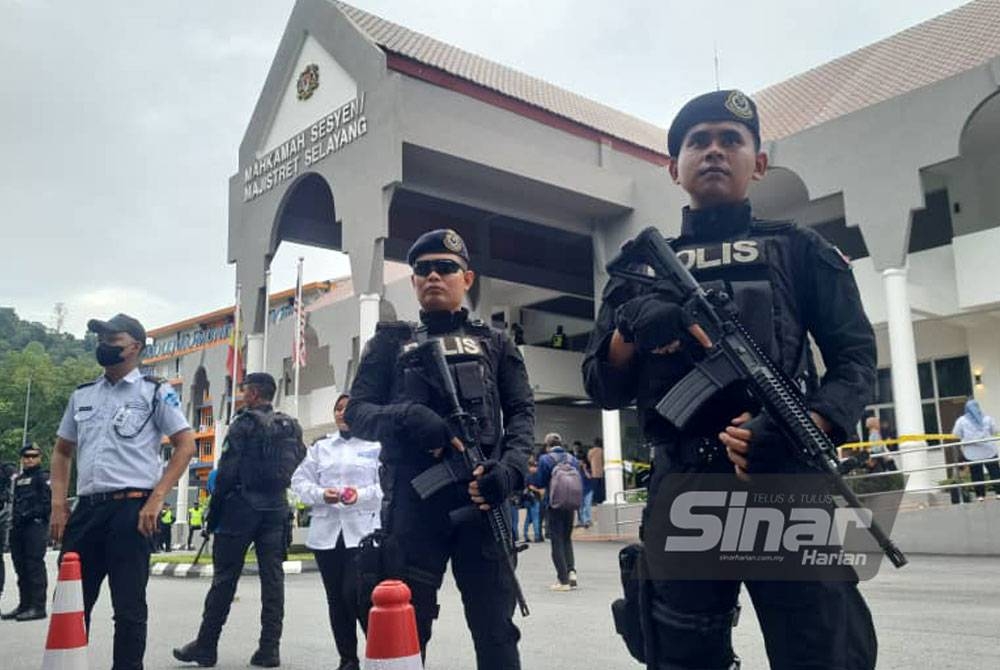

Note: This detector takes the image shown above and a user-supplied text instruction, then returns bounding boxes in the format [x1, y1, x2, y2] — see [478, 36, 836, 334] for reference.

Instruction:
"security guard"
[1, 445, 51, 621]
[0, 461, 15, 606]
[50, 313, 195, 670]
[345, 229, 535, 670]
[583, 91, 878, 669]
[174, 372, 306, 668]
[186, 502, 203, 550]
[159, 502, 175, 552]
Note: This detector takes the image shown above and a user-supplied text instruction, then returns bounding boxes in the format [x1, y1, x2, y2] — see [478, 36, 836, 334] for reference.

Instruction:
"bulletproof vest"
[232, 407, 306, 494]
[397, 324, 504, 450]
[633, 220, 818, 441]
[12, 468, 47, 522]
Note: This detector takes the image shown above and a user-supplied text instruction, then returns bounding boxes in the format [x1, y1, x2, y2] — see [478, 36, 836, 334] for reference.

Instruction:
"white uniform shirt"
[291, 431, 381, 550]
[57, 369, 190, 495]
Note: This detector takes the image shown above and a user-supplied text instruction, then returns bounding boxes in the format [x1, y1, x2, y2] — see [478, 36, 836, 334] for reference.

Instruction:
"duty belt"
[77, 488, 152, 505]
[655, 436, 728, 468]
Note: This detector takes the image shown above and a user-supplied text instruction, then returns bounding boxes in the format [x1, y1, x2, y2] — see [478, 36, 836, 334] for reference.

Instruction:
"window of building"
[933, 356, 972, 399]
[909, 189, 954, 253]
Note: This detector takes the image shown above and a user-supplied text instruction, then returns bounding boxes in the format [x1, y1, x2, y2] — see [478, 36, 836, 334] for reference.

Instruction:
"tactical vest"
[232, 407, 306, 494]
[396, 323, 505, 452]
[12, 468, 48, 523]
[188, 507, 203, 526]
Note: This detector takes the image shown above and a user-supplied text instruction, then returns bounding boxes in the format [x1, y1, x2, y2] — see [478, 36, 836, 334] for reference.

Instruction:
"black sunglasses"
[413, 259, 466, 277]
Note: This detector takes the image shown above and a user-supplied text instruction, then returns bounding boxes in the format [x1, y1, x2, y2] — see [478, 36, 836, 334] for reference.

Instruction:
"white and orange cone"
[42, 552, 88, 670]
[363, 580, 423, 669]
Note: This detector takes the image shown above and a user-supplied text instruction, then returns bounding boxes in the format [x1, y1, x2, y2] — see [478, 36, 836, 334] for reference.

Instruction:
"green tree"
[0, 309, 101, 464]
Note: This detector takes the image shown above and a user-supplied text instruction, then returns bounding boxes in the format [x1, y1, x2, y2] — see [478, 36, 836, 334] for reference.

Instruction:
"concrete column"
[174, 468, 189, 550]
[882, 267, 931, 491]
[359, 293, 380, 349]
[601, 409, 624, 504]
[245, 333, 264, 374]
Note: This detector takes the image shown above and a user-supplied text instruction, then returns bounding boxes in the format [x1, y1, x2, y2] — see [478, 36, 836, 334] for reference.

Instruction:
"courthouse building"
[148, 0, 1000, 502]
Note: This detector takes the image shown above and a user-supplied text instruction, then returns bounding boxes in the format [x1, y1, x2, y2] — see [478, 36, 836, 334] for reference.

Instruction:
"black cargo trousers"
[195, 498, 287, 651]
[387, 469, 520, 670]
[644, 456, 877, 670]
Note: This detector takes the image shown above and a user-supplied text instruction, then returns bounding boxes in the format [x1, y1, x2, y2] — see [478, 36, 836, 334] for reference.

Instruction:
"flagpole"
[21, 377, 31, 446]
[293, 257, 304, 419]
[262, 268, 271, 373]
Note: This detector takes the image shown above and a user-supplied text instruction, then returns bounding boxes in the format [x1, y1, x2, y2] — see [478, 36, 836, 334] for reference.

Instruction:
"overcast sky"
[0, 0, 970, 337]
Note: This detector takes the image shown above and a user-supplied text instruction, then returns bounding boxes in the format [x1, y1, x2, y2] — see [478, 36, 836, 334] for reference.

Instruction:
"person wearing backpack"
[174, 373, 307, 668]
[534, 433, 584, 591]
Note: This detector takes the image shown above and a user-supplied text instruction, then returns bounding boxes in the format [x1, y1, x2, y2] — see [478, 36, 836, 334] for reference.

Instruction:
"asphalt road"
[1, 542, 996, 669]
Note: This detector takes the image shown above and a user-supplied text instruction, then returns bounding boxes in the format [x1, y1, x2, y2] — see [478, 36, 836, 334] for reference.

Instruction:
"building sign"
[145, 323, 233, 360]
[242, 93, 368, 203]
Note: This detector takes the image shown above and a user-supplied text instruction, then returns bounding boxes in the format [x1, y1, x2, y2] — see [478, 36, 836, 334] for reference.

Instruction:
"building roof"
[335, 1, 1000, 150]
[333, 1, 668, 155]
[754, 0, 1000, 142]
[146, 279, 343, 338]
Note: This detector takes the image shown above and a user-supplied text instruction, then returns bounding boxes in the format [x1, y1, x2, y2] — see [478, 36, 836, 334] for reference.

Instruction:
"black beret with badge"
[406, 228, 470, 267]
[667, 89, 761, 158]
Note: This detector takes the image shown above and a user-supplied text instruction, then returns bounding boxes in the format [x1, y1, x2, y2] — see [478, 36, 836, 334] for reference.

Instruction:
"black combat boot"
[14, 606, 46, 621]
[250, 645, 280, 668]
[172, 640, 218, 667]
[0, 605, 25, 620]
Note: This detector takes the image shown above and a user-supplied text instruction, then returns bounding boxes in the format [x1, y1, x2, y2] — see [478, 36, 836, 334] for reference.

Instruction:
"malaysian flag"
[292, 257, 307, 369]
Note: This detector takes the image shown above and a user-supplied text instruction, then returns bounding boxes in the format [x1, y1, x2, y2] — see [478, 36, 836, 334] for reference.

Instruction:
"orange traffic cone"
[42, 552, 88, 670]
[363, 580, 422, 669]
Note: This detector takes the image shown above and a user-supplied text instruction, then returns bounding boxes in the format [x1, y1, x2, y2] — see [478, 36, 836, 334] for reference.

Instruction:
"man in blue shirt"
[532, 433, 584, 591]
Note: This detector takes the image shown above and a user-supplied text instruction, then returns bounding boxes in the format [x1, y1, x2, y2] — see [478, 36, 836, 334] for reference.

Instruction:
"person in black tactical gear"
[345, 228, 535, 670]
[173, 373, 306, 668]
[583, 90, 879, 669]
[0, 461, 16, 607]
[1, 445, 51, 622]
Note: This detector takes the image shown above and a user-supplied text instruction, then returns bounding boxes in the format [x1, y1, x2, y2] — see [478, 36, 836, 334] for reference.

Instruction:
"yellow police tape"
[606, 434, 962, 471]
[838, 434, 957, 450]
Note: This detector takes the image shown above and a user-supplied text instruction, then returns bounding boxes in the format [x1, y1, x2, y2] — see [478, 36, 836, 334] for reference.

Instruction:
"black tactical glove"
[743, 413, 788, 473]
[614, 292, 691, 353]
[397, 403, 453, 452]
[474, 459, 517, 506]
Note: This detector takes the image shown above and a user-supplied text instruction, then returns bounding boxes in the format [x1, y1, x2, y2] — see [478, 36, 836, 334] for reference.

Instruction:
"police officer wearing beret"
[0, 445, 51, 622]
[50, 314, 195, 669]
[345, 229, 535, 670]
[583, 90, 878, 669]
[174, 372, 306, 669]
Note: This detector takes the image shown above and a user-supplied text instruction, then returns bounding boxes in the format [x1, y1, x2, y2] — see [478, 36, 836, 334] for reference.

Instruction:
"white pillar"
[245, 333, 264, 374]
[882, 267, 931, 491]
[359, 293, 380, 348]
[602, 409, 624, 504]
[175, 467, 189, 549]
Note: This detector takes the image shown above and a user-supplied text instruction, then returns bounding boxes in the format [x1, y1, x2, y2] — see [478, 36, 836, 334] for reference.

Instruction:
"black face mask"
[96, 343, 126, 367]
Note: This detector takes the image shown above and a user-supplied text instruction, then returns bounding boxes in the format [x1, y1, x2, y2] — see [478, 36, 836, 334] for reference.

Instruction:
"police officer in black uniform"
[0, 461, 15, 607]
[583, 90, 878, 669]
[174, 372, 306, 669]
[345, 229, 535, 670]
[1, 444, 51, 622]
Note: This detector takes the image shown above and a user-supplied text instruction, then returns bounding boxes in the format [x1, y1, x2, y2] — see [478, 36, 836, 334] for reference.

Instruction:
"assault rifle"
[411, 339, 530, 616]
[607, 226, 907, 569]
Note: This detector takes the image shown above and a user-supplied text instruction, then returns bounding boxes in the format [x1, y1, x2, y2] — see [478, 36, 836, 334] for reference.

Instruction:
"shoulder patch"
[162, 389, 181, 408]
[817, 244, 851, 272]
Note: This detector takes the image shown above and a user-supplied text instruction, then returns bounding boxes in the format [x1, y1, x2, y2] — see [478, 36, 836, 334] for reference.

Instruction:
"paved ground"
[2, 542, 997, 668]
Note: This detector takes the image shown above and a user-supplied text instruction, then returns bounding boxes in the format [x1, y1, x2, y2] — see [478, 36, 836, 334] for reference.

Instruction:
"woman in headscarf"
[951, 399, 1000, 501]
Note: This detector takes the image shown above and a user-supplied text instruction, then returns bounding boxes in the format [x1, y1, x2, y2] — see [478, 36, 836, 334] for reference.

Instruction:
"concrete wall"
[533, 404, 602, 449]
[890, 500, 1000, 555]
